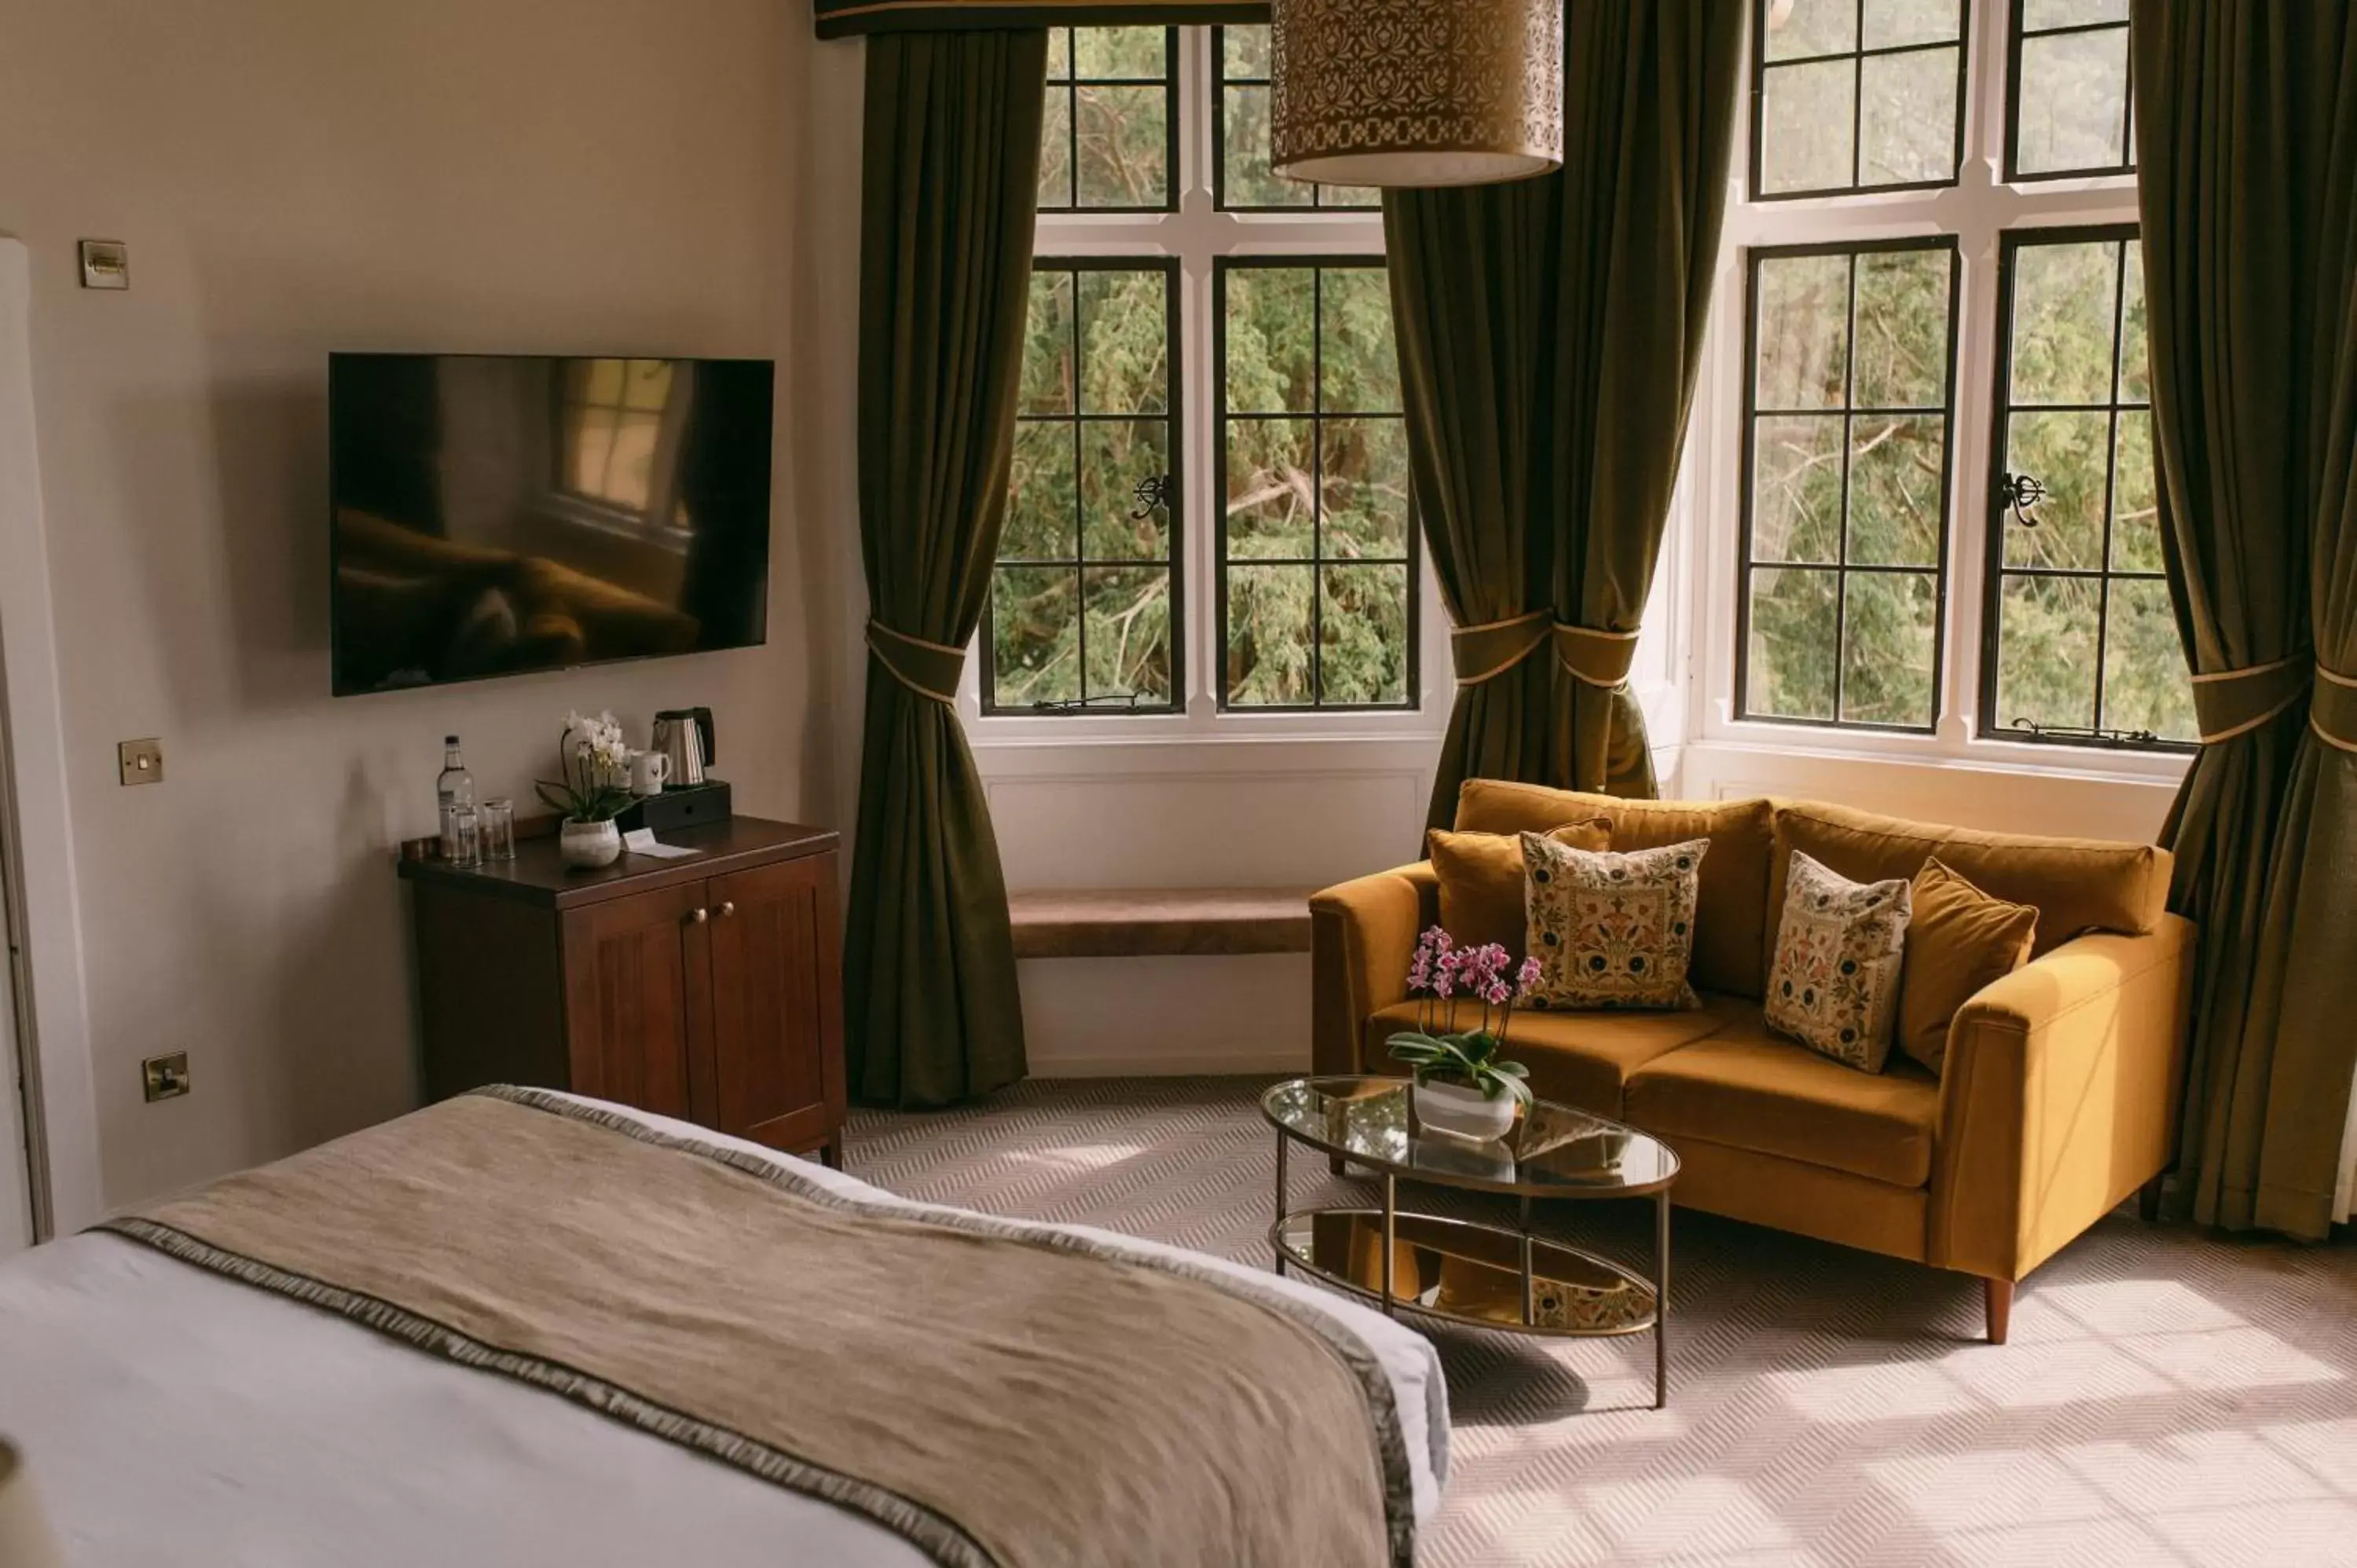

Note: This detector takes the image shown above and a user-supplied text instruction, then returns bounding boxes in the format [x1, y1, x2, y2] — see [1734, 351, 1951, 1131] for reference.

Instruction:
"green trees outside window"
[1219, 261, 1413, 709]
[990, 262, 1181, 712]
[1985, 229, 2192, 745]
[1741, 240, 1957, 730]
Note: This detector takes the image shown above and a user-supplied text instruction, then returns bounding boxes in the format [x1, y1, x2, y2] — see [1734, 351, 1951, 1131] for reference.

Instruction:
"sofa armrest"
[1927, 915, 2196, 1282]
[1310, 863, 1438, 1076]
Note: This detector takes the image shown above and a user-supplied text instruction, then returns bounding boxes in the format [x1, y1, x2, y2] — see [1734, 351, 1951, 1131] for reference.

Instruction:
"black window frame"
[1209, 24, 1382, 214]
[1038, 24, 1181, 216]
[1735, 233, 1963, 735]
[981, 255, 1186, 716]
[2003, 1, 2136, 183]
[1748, 0, 1972, 203]
[1978, 223, 2190, 752]
[1214, 255, 1419, 713]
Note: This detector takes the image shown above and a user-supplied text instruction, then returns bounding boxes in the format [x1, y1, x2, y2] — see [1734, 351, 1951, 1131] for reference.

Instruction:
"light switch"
[79, 240, 129, 290]
[118, 738, 163, 786]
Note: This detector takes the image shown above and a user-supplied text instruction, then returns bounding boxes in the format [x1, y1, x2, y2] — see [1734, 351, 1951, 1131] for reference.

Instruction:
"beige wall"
[0, 0, 829, 1212]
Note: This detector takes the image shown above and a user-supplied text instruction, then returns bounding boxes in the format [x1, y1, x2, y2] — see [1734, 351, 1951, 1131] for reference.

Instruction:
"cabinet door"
[559, 881, 707, 1122]
[703, 853, 844, 1151]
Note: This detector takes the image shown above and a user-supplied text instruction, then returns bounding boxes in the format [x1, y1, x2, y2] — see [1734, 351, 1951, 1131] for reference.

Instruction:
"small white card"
[622, 828, 698, 860]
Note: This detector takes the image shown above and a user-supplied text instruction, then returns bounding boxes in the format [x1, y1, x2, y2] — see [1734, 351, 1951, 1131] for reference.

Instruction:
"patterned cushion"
[1520, 834, 1708, 1011]
[1764, 850, 1913, 1072]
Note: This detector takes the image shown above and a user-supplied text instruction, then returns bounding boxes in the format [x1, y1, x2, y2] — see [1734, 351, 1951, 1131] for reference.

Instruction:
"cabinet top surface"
[399, 815, 838, 909]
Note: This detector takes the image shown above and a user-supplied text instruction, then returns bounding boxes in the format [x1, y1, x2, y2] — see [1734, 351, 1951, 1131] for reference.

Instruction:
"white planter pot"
[1413, 1079, 1519, 1143]
[559, 819, 622, 869]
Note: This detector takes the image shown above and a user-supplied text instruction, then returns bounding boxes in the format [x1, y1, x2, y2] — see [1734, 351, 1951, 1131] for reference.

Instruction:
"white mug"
[627, 749, 671, 797]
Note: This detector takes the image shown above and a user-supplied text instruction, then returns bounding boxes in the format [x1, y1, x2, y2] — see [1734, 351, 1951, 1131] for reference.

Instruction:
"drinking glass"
[480, 798, 516, 863]
[446, 802, 481, 868]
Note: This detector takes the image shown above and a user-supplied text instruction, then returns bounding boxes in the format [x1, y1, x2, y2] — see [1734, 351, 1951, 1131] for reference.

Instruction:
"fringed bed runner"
[98, 1087, 1411, 1568]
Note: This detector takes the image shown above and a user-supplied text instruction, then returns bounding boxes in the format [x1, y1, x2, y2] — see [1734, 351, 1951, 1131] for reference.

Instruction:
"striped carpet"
[849, 1076, 2357, 1567]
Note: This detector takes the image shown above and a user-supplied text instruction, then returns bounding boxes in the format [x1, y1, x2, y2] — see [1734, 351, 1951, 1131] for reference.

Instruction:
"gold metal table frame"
[1261, 1076, 1677, 1410]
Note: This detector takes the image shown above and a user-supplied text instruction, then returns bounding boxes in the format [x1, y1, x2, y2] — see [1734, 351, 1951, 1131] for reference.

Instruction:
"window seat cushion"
[1008, 888, 1314, 959]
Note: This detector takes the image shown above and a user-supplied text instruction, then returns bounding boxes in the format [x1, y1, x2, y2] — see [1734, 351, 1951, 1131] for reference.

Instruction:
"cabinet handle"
[688, 907, 709, 925]
[718, 901, 736, 918]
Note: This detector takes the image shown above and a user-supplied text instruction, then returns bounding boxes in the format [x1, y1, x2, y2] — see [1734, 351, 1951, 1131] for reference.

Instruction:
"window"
[1212, 26, 1378, 211]
[1720, 0, 2183, 756]
[1984, 228, 2191, 745]
[1739, 240, 1957, 730]
[1752, 0, 1968, 198]
[2007, 0, 2135, 180]
[1219, 260, 1413, 708]
[1038, 26, 1177, 212]
[988, 262, 1182, 713]
[982, 27, 1415, 720]
[561, 357, 676, 515]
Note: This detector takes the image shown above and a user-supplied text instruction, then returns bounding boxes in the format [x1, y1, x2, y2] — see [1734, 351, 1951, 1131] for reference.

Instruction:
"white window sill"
[1692, 715, 2193, 788]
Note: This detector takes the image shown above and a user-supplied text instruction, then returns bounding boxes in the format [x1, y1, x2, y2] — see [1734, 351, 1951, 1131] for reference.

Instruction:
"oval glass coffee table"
[1260, 1075, 1680, 1409]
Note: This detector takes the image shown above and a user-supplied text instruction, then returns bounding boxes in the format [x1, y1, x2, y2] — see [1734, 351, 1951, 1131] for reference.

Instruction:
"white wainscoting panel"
[1682, 742, 2183, 842]
[1019, 954, 1311, 1077]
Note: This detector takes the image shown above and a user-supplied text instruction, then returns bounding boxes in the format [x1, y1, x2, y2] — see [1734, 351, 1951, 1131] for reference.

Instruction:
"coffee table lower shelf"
[1272, 1207, 1659, 1335]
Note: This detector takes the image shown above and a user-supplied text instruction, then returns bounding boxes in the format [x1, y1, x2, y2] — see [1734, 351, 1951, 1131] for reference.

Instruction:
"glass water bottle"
[436, 735, 477, 863]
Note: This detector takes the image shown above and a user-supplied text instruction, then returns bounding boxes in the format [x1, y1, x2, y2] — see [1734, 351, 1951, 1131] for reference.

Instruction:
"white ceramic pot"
[1413, 1079, 1519, 1142]
[559, 819, 622, 869]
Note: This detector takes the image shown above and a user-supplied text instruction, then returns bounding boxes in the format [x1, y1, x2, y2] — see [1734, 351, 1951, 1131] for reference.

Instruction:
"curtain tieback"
[866, 620, 965, 705]
[1449, 612, 1641, 689]
[2189, 651, 2313, 744]
[2312, 662, 2357, 755]
[1552, 623, 1640, 689]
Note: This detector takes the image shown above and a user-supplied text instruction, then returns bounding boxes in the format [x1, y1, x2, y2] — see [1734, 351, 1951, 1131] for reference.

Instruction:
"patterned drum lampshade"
[1269, 0, 1565, 188]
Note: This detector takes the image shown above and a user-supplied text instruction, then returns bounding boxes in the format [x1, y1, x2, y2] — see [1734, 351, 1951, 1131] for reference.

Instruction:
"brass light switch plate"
[79, 240, 129, 290]
[142, 1052, 190, 1102]
[118, 738, 163, 786]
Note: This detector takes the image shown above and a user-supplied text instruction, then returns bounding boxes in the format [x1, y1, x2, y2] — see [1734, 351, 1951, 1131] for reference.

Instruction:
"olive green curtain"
[1387, 1, 1743, 831]
[2135, 0, 2357, 1238]
[842, 29, 1046, 1108]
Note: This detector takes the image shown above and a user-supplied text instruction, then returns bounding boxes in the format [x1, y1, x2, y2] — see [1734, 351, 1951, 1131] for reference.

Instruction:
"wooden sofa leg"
[2139, 1174, 2165, 1222]
[1984, 1278, 2014, 1345]
[1329, 1156, 1348, 1177]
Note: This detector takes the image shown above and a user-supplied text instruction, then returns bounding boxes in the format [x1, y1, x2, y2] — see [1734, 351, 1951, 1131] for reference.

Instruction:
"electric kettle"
[651, 708, 714, 789]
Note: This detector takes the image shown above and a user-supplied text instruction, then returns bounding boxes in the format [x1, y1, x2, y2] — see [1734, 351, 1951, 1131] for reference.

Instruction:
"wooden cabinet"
[401, 817, 845, 1165]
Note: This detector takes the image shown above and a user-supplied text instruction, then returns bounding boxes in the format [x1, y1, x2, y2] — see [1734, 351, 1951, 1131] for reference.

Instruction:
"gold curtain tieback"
[1450, 612, 1640, 689]
[866, 620, 965, 705]
[1449, 610, 1552, 687]
[2312, 661, 2357, 755]
[1552, 622, 1640, 690]
[2189, 650, 2312, 744]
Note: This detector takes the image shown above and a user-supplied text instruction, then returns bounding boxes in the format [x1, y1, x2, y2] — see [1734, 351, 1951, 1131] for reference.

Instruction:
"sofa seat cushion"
[1365, 993, 1751, 1116]
[1626, 1016, 1942, 1187]
[1454, 781, 1776, 1000]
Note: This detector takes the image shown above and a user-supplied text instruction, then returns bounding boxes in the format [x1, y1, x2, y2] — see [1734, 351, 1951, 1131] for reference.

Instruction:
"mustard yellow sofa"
[1310, 779, 2197, 1343]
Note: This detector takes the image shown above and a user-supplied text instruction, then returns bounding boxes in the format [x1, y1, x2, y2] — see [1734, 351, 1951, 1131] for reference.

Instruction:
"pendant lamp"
[1269, 0, 1565, 189]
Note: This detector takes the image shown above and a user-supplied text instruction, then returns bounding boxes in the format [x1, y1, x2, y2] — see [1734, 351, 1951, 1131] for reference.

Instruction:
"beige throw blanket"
[101, 1089, 1410, 1568]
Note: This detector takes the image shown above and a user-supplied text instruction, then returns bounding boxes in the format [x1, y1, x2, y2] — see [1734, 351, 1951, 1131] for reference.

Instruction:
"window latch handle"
[2000, 471, 2047, 529]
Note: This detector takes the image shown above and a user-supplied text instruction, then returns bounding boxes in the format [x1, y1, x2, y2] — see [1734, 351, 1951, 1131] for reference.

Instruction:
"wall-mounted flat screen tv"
[329, 353, 773, 695]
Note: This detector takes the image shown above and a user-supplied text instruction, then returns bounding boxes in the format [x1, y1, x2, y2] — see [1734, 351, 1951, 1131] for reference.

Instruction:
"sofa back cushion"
[1454, 780, 1776, 998]
[1769, 799, 2170, 962]
[1428, 818, 1613, 956]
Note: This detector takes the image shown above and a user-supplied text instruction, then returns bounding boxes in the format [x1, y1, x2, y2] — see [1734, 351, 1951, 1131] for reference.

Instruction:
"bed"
[0, 1090, 1448, 1568]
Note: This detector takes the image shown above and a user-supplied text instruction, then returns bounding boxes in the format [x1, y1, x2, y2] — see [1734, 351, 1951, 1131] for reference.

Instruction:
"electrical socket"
[142, 1052, 189, 1102]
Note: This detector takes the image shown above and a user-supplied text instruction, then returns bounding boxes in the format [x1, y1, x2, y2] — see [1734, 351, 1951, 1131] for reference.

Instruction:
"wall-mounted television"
[329, 353, 773, 695]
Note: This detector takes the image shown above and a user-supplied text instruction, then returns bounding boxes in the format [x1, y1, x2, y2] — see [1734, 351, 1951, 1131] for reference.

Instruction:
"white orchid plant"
[536, 710, 634, 824]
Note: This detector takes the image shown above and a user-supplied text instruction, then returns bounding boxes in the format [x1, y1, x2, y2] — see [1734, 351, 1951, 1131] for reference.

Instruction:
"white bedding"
[0, 1095, 1448, 1566]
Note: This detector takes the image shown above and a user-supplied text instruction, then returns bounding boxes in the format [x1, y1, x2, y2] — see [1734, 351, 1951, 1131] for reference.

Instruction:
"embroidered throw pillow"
[1765, 850, 1913, 1072]
[1520, 835, 1709, 1011]
[1897, 858, 2038, 1076]
[1428, 817, 1614, 957]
